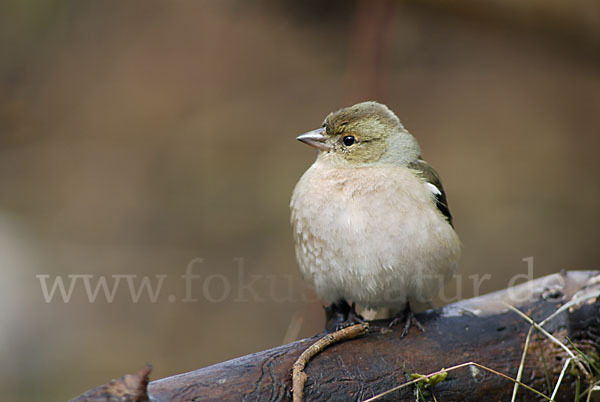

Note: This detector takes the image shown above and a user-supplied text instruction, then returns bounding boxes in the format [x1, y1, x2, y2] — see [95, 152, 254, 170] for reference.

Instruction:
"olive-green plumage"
[315, 101, 422, 166]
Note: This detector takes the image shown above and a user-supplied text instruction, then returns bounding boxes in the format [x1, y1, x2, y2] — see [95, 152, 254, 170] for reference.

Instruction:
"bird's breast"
[290, 163, 460, 308]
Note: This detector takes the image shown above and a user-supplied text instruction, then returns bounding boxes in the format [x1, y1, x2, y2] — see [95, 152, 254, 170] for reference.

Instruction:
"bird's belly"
[291, 167, 460, 310]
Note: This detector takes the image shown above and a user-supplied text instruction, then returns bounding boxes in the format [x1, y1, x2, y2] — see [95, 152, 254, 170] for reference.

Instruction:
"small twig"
[292, 323, 369, 402]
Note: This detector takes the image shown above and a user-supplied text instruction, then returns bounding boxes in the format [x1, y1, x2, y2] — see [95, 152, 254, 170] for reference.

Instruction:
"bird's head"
[297, 101, 421, 167]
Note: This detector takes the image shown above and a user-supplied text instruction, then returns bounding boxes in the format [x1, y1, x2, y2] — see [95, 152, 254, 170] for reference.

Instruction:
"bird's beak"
[296, 127, 331, 152]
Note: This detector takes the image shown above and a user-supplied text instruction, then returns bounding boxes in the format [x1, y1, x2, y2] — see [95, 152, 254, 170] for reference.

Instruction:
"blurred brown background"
[0, 0, 598, 400]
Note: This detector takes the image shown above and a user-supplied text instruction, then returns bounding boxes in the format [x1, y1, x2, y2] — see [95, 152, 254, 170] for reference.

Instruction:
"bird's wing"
[408, 159, 454, 227]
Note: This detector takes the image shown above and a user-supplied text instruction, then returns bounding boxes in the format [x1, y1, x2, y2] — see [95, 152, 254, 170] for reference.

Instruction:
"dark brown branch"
[72, 271, 600, 402]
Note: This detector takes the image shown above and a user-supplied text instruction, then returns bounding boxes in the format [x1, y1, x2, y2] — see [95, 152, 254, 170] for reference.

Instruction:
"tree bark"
[72, 270, 600, 402]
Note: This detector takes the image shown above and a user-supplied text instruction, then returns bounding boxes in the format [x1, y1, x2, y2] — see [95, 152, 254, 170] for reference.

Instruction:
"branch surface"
[72, 271, 600, 402]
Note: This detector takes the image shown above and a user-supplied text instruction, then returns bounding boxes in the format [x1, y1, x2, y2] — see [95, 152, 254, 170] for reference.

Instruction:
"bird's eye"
[342, 135, 356, 146]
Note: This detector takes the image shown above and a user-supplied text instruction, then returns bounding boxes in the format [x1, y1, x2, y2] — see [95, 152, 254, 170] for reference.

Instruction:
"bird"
[290, 101, 461, 336]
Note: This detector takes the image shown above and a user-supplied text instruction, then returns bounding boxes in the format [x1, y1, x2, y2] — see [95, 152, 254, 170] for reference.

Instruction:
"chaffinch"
[290, 101, 461, 336]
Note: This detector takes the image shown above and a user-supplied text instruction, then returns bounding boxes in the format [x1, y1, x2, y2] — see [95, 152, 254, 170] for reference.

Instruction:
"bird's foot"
[389, 302, 425, 338]
[325, 300, 364, 332]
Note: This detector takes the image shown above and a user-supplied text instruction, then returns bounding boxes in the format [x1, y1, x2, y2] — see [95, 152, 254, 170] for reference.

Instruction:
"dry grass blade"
[587, 384, 600, 402]
[502, 302, 589, 376]
[282, 312, 304, 345]
[510, 287, 600, 400]
[539, 288, 600, 327]
[362, 361, 554, 402]
[510, 325, 535, 402]
[550, 357, 573, 401]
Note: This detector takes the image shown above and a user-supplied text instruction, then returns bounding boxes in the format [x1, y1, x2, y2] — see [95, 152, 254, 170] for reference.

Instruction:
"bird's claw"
[325, 300, 364, 332]
[389, 302, 425, 338]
